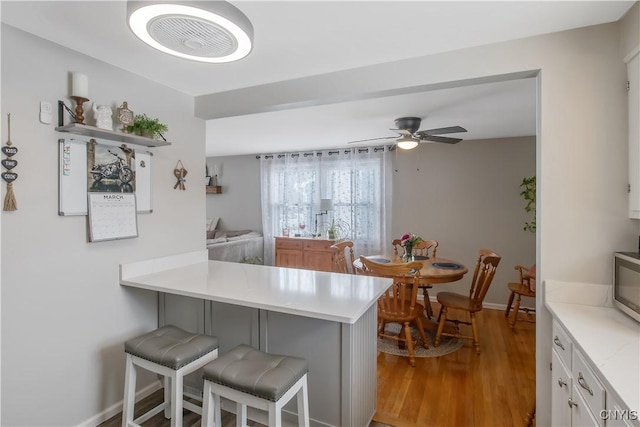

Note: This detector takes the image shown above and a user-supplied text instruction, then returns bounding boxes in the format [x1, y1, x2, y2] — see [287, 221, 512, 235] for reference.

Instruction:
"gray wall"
[207, 136, 536, 308]
[1, 25, 206, 425]
[205, 155, 262, 231]
[392, 136, 536, 305]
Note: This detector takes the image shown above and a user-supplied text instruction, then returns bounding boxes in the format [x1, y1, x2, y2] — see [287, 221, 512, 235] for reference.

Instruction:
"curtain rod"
[255, 145, 394, 159]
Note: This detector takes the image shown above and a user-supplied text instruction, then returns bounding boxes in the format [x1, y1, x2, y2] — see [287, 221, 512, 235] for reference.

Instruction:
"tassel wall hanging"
[2, 113, 18, 211]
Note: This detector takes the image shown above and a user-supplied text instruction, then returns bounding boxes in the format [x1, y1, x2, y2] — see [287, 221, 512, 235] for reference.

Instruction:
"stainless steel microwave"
[613, 252, 640, 323]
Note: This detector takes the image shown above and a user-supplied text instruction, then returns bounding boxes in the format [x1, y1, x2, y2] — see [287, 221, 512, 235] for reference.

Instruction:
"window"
[260, 148, 393, 265]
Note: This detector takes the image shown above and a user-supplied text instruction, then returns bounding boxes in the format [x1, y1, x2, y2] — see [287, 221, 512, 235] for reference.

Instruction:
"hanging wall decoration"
[2, 114, 18, 211]
[173, 160, 188, 190]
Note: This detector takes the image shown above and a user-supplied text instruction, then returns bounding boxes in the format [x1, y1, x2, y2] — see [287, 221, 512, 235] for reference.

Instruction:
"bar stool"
[122, 324, 219, 427]
[201, 344, 309, 427]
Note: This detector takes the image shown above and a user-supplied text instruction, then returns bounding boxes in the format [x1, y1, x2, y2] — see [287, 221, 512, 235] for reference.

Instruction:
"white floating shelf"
[55, 123, 171, 147]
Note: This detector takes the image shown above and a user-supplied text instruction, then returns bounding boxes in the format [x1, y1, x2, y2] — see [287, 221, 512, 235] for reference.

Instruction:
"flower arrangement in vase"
[400, 233, 423, 262]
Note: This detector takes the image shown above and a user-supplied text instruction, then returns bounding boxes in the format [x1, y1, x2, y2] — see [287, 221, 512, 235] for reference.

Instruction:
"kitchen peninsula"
[120, 250, 391, 427]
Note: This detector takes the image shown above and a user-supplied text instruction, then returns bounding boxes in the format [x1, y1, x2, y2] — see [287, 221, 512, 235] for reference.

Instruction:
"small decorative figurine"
[92, 103, 113, 130]
[117, 101, 134, 132]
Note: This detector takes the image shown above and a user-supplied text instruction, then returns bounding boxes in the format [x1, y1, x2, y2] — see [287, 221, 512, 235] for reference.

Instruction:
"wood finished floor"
[373, 304, 536, 427]
[99, 306, 535, 427]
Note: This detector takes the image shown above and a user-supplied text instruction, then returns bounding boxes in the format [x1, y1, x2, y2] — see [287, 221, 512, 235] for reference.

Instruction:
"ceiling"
[2, 1, 636, 156]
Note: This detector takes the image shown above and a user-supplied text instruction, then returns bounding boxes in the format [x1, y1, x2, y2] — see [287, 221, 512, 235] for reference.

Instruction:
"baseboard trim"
[429, 296, 534, 312]
[76, 380, 162, 427]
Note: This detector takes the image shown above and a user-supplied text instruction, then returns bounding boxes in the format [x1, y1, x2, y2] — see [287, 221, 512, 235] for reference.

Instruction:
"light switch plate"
[40, 101, 52, 124]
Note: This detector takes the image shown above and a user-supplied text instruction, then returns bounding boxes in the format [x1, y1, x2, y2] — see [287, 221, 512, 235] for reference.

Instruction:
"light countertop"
[120, 250, 391, 324]
[545, 280, 640, 412]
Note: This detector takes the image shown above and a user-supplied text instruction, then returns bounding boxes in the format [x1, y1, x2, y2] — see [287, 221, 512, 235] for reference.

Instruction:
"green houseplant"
[520, 175, 536, 232]
[128, 113, 168, 139]
[324, 218, 350, 240]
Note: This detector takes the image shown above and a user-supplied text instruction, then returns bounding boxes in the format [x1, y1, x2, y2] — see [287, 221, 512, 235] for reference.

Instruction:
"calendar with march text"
[88, 193, 138, 242]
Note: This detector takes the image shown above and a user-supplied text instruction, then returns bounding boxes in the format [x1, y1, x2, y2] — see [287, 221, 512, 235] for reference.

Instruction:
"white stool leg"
[297, 375, 310, 427]
[164, 375, 171, 418]
[268, 401, 280, 427]
[122, 354, 137, 427]
[236, 401, 247, 427]
[201, 381, 214, 427]
[171, 370, 183, 427]
[214, 394, 222, 427]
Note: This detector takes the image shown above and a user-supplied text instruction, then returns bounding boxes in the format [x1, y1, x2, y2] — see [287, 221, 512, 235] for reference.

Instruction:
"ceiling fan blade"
[346, 136, 396, 144]
[389, 128, 412, 136]
[421, 135, 463, 144]
[416, 126, 467, 136]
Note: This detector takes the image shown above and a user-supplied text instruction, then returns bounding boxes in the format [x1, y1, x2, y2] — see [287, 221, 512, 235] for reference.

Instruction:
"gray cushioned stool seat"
[202, 344, 308, 402]
[125, 324, 218, 370]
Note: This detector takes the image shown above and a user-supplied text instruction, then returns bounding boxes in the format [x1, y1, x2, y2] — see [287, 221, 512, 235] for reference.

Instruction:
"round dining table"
[353, 254, 469, 319]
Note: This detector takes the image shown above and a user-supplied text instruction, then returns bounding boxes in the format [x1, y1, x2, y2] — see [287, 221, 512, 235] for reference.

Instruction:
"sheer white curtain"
[260, 147, 393, 265]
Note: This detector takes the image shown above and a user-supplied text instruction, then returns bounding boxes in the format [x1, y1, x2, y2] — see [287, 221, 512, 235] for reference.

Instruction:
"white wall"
[1, 25, 206, 425]
[205, 155, 262, 231]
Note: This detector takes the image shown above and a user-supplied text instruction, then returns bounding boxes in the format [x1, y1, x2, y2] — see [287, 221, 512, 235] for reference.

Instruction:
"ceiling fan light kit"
[396, 135, 419, 150]
[127, 0, 253, 63]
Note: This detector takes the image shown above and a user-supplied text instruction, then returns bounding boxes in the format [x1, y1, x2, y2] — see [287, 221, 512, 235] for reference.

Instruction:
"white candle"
[71, 72, 88, 98]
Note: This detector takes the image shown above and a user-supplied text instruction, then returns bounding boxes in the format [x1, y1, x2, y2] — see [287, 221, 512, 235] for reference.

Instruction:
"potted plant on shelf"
[127, 113, 168, 139]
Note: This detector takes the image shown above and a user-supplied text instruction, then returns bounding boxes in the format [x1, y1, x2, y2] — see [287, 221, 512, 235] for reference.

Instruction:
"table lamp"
[315, 199, 333, 237]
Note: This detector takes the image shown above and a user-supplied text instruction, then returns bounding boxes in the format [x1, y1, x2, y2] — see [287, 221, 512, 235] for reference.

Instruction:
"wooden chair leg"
[414, 315, 429, 348]
[510, 294, 523, 329]
[470, 313, 480, 355]
[505, 291, 515, 318]
[423, 288, 433, 319]
[403, 322, 416, 367]
[434, 306, 447, 347]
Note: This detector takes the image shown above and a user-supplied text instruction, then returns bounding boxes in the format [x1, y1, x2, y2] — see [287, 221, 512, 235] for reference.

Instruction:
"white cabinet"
[627, 48, 639, 219]
[607, 395, 640, 427]
[552, 349, 574, 426]
[550, 321, 603, 426]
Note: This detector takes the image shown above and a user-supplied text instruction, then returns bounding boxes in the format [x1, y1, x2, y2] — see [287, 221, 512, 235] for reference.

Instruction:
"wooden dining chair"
[434, 249, 501, 354]
[504, 264, 536, 329]
[413, 239, 438, 258]
[359, 256, 427, 367]
[330, 240, 355, 274]
[392, 239, 404, 256]
[412, 239, 439, 318]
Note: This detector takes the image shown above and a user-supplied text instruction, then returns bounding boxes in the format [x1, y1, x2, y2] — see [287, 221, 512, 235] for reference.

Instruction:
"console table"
[275, 237, 335, 272]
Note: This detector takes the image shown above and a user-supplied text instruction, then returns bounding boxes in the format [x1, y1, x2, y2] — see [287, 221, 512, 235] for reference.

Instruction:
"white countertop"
[545, 280, 640, 412]
[120, 251, 391, 324]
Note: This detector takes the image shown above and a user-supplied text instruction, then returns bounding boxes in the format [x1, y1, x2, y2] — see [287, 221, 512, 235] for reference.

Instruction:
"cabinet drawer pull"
[557, 378, 567, 388]
[577, 372, 594, 396]
[567, 397, 578, 408]
[553, 336, 565, 350]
